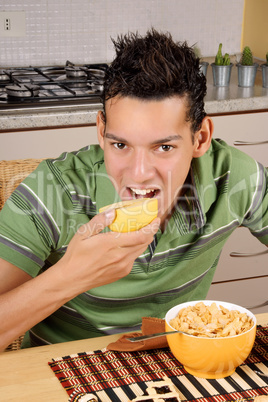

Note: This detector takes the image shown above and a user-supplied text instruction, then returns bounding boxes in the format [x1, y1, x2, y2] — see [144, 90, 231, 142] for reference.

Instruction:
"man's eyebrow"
[151, 135, 182, 145]
[105, 133, 128, 143]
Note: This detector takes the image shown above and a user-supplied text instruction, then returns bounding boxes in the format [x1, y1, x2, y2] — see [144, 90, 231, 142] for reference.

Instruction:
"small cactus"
[215, 43, 223, 65]
[215, 43, 230, 66]
[240, 46, 254, 66]
[193, 45, 201, 58]
[222, 53, 230, 65]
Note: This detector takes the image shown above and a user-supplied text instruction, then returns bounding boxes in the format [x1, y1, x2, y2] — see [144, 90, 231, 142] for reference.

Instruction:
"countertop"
[0, 60, 268, 132]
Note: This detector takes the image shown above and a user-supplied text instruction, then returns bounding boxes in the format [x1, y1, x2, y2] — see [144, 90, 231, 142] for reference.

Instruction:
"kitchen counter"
[0, 61, 268, 132]
[0, 102, 102, 132]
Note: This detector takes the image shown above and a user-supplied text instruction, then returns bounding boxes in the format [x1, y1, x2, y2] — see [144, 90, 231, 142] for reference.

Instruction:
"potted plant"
[194, 45, 208, 77]
[236, 46, 258, 87]
[261, 52, 268, 88]
[211, 43, 233, 86]
[200, 61, 209, 77]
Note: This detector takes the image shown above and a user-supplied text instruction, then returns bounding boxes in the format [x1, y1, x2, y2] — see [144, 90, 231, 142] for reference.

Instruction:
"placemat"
[48, 325, 268, 402]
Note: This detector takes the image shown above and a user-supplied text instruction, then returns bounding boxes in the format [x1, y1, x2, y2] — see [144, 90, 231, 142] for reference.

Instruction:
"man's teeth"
[131, 188, 155, 195]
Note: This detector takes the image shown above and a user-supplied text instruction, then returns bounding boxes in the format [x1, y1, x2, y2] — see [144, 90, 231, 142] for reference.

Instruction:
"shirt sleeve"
[241, 162, 268, 245]
[0, 159, 72, 276]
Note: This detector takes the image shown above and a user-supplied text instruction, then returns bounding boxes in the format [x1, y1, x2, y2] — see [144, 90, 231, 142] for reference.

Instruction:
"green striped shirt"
[0, 139, 267, 348]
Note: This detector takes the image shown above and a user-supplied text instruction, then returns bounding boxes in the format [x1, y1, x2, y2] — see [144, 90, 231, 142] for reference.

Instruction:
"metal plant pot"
[236, 63, 258, 87]
[261, 64, 268, 88]
[199, 61, 208, 77]
[211, 63, 233, 87]
[212, 86, 230, 100]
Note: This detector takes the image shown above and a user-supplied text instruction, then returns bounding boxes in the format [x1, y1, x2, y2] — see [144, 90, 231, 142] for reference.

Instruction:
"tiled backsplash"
[0, 0, 244, 67]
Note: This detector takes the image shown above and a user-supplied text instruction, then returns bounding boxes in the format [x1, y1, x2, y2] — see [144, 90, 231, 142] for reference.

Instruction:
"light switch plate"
[0, 11, 26, 37]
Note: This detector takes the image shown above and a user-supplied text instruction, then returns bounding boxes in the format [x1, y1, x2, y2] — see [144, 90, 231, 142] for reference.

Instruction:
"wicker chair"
[0, 158, 44, 351]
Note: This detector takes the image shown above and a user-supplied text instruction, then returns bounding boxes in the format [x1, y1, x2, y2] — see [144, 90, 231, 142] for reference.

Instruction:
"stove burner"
[88, 69, 105, 79]
[6, 83, 40, 98]
[65, 66, 88, 78]
[66, 81, 89, 89]
[0, 70, 10, 81]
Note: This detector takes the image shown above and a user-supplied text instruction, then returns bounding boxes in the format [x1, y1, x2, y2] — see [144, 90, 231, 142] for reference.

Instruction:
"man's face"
[97, 96, 202, 227]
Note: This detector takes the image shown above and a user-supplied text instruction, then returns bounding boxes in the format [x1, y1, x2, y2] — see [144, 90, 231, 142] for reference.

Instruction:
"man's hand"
[57, 209, 160, 297]
[0, 208, 160, 351]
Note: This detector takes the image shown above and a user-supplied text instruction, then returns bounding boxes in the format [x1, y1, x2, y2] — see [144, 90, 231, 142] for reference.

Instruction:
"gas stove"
[0, 61, 108, 110]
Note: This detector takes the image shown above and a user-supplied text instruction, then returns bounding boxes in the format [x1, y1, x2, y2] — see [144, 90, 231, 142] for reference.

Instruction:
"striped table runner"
[48, 325, 268, 402]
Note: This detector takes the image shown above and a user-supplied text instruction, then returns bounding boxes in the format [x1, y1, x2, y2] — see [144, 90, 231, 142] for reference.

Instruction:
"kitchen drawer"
[213, 227, 267, 282]
[0, 125, 98, 160]
[206, 276, 268, 314]
[212, 112, 268, 166]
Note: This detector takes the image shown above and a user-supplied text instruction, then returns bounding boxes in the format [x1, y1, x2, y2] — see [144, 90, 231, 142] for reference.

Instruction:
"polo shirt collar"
[95, 161, 121, 213]
[166, 150, 218, 236]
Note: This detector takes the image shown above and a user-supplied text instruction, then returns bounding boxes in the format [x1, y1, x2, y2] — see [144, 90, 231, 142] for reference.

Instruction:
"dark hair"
[102, 28, 207, 136]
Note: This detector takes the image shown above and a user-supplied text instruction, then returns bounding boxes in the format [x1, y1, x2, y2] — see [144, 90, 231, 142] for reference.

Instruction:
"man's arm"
[0, 211, 160, 351]
[0, 258, 32, 294]
[0, 259, 69, 351]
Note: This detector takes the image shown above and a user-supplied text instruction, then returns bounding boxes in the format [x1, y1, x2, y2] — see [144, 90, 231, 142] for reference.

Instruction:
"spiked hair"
[102, 28, 207, 136]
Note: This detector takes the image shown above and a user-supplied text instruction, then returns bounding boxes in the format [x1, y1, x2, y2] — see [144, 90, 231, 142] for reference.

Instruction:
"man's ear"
[193, 116, 214, 158]
[96, 111, 105, 149]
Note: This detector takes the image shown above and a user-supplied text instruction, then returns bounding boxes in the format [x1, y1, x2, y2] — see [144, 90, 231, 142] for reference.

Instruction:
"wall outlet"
[0, 11, 26, 37]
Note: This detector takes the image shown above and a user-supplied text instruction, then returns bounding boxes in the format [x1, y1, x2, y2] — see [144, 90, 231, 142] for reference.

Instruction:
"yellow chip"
[99, 198, 158, 232]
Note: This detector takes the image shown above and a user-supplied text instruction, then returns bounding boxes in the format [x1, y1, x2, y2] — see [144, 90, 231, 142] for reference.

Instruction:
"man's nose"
[130, 150, 155, 182]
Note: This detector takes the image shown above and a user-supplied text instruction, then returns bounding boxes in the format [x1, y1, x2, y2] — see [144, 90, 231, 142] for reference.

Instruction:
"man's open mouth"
[129, 187, 160, 199]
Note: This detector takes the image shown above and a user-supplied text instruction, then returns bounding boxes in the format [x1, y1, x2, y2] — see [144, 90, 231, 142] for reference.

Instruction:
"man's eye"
[114, 143, 126, 150]
[159, 144, 173, 152]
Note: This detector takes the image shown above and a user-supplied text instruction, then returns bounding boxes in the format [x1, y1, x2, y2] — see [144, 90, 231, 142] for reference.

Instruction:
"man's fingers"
[77, 209, 116, 238]
[108, 217, 161, 247]
[77, 214, 160, 244]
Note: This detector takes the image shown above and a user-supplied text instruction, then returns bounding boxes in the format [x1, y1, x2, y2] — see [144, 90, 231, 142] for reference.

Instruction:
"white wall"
[0, 0, 244, 67]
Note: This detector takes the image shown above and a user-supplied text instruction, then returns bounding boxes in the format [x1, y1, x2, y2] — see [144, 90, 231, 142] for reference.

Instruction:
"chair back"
[0, 158, 43, 210]
[0, 158, 43, 351]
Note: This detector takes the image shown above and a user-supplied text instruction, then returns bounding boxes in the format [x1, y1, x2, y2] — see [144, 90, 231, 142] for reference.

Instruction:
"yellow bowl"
[165, 300, 256, 379]
[99, 198, 158, 232]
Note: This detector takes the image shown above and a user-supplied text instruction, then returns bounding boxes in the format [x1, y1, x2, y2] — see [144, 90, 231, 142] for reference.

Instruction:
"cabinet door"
[212, 112, 268, 166]
[213, 227, 267, 282]
[206, 276, 268, 314]
[207, 226, 267, 313]
[0, 126, 98, 160]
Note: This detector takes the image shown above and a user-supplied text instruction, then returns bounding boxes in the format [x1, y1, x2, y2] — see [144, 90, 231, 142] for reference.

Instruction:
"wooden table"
[1, 313, 267, 402]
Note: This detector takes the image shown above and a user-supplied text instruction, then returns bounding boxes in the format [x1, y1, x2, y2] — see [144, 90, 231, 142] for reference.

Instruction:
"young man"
[0, 30, 267, 350]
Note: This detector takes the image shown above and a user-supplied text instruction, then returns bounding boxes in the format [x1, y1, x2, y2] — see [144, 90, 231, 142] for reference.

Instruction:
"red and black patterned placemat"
[48, 325, 268, 402]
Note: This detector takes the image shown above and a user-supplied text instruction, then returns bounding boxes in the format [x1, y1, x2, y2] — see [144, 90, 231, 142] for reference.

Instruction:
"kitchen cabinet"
[206, 111, 268, 314]
[0, 125, 98, 160]
[211, 111, 268, 166]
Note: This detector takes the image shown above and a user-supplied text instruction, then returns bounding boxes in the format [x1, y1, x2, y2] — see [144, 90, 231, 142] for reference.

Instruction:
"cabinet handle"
[246, 300, 268, 309]
[233, 140, 268, 146]
[230, 249, 268, 257]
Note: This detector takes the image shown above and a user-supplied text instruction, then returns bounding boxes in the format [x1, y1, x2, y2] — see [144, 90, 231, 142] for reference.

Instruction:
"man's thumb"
[102, 208, 116, 226]
[89, 208, 116, 236]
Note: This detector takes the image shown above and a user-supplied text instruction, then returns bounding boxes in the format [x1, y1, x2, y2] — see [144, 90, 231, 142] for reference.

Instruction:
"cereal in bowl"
[169, 302, 254, 338]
